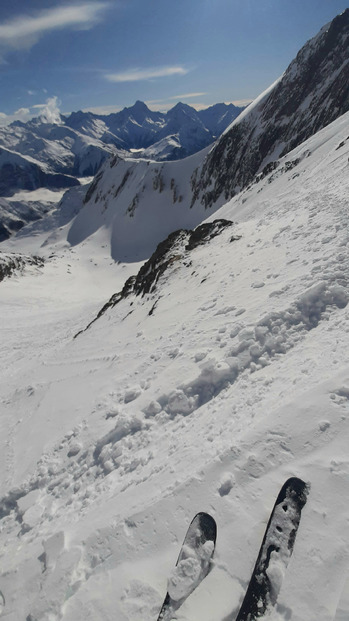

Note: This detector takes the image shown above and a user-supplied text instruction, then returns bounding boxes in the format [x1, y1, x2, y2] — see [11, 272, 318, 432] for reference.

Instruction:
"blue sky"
[0, 0, 347, 124]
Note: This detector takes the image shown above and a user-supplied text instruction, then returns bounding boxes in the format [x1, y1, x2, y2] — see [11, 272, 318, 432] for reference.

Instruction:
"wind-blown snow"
[0, 104, 349, 620]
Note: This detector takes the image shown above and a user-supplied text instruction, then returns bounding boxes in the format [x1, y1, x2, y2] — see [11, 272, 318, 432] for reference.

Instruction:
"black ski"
[234, 477, 309, 621]
[157, 512, 217, 621]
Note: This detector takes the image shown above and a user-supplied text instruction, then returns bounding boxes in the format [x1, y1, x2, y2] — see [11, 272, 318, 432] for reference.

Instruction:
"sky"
[0, 0, 348, 125]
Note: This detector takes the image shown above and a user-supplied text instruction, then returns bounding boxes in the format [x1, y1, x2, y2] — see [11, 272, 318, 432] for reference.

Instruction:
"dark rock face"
[0, 252, 44, 282]
[194, 9, 349, 208]
[109, 219, 235, 300]
[0, 197, 53, 242]
[77, 219, 238, 336]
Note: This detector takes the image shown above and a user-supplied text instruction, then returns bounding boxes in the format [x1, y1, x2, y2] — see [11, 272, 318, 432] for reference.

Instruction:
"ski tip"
[279, 477, 310, 507]
[194, 512, 217, 542]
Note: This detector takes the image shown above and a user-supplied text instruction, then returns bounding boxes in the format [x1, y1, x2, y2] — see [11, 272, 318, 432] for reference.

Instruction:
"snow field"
[0, 113, 348, 620]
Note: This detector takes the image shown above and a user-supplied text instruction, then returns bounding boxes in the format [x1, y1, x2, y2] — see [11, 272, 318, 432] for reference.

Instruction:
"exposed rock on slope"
[0, 251, 44, 282]
[77, 219, 237, 334]
[0, 197, 52, 242]
[193, 9, 349, 207]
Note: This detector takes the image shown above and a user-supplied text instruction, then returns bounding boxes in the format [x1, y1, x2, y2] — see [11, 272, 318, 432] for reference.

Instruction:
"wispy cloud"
[0, 96, 62, 126]
[169, 92, 207, 99]
[229, 98, 254, 107]
[82, 104, 122, 115]
[32, 96, 62, 123]
[0, 3, 110, 53]
[146, 99, 209, 113]
[105, 65, 190, 83]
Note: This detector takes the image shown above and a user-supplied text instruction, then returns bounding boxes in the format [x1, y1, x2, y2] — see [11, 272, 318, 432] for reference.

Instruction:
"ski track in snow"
[0, 113, 348, 620]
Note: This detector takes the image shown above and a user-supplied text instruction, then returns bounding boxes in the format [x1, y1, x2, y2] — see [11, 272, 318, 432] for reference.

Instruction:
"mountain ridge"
[0, 101, 244, 200]
[193, 8, 349, 208]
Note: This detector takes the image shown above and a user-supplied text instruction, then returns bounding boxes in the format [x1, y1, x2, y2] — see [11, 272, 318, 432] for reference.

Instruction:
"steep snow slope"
[0, 108, 349, 621]
[193, 9, 349, 207]
[66, 148, 211, 261]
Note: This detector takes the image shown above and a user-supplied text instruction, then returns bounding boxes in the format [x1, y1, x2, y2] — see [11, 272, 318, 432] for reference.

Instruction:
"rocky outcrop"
[76, 219, 239, 335]
[0, 197, 52, 242]
[0, 252, 44, 282]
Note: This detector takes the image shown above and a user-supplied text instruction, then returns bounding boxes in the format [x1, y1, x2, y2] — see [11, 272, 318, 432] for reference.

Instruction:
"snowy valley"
[0, 9, 349, 621]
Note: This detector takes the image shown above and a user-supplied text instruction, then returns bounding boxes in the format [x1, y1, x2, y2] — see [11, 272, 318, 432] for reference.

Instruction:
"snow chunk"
[266, 555, 286, 600]
[67, 442, 82, 457]
[143, 400, 162, 417]
[251, 281, 265, 289]
[168, 555, 202, 601]
[42, 531, 65, 571]
[124, 386, 142, 403]
[218, 472, 235, 496]
[168, 540, 214, 602]
[166, 389, 197, 416]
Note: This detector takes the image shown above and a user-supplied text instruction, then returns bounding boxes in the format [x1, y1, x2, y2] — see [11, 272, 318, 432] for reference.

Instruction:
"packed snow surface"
[0, 111, 349, 621]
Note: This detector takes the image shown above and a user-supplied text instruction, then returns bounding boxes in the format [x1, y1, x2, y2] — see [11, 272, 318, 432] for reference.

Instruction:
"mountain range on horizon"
[0, 99, 244, 187]
[64, 100, 244, 152]
[0, 99, 244, 240]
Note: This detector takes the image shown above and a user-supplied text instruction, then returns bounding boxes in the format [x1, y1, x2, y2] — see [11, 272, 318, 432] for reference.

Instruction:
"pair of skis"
[157, 477, 309, 621]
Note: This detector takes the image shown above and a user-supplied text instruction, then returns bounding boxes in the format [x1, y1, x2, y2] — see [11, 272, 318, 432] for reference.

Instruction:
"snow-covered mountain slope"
[193, 8, 349, 207]
[147, 102, 212, 158]
[101, 100, 166, 149]
[0, 250, 44, 282]
[0, 102, 349, 621]
[66, 10, 349, 264]
[66, 148, 212, 261]
[198, 102, 244, 136]
[0, 120, 119, 179]
[0, 146, 80, 197]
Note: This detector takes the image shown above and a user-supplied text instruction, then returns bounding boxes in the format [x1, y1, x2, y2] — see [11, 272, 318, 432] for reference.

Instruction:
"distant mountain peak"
[132, 100, 150, 111]
[169, 102, 194, 112]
